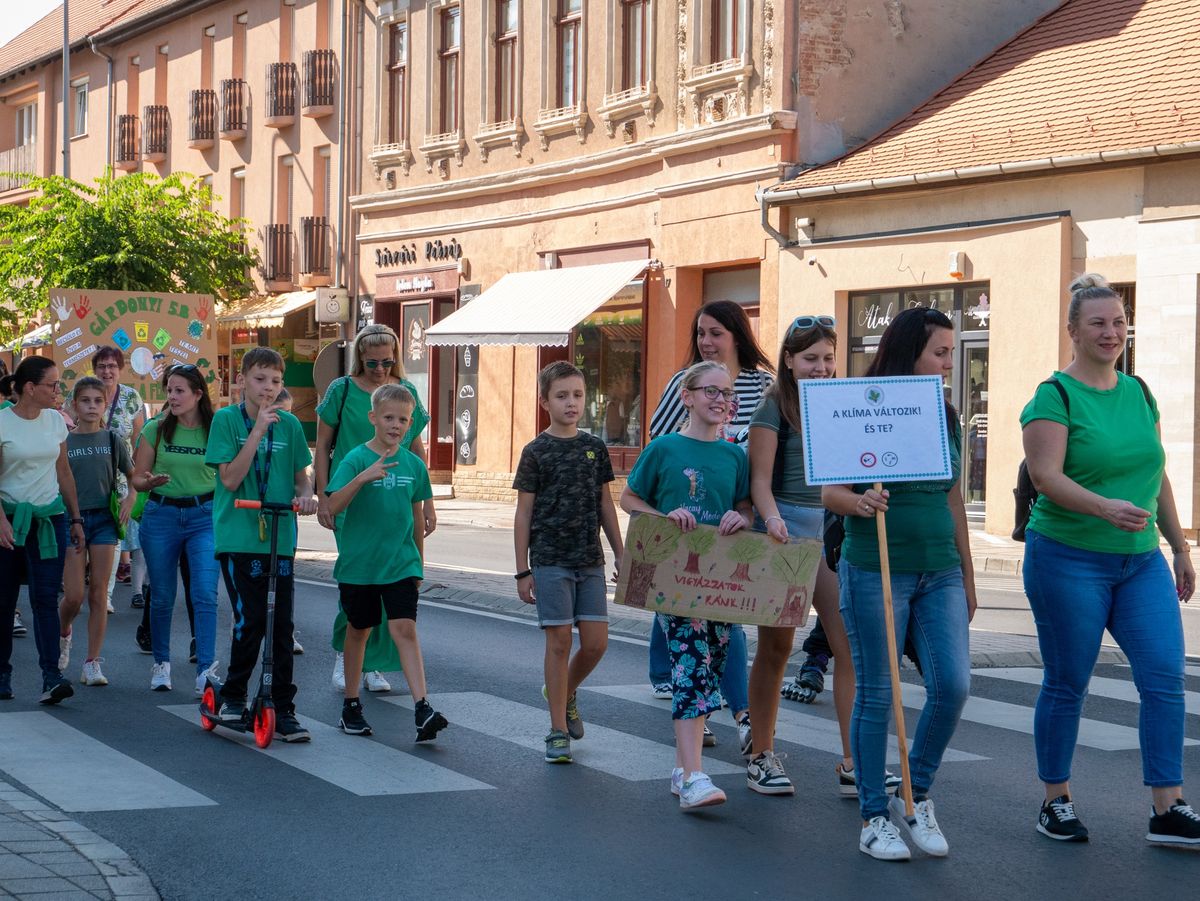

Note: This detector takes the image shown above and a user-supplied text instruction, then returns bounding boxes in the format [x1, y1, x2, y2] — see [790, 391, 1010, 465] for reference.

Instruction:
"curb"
[0, 778, 160, 900]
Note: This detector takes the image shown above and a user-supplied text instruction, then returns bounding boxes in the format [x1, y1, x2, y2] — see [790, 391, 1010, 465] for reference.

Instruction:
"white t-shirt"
[0, 407, 68, 507]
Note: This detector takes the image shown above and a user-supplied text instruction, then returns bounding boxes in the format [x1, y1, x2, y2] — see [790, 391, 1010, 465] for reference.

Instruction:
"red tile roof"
[767, 0, 1200, 198]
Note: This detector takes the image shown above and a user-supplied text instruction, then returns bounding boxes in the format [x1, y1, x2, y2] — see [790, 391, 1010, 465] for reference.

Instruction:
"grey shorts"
[532, 565, 608, 629]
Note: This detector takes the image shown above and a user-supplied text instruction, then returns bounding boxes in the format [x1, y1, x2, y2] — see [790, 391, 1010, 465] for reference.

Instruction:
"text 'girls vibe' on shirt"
[67, 430, 132, 512]
[625, 433, 750, 525]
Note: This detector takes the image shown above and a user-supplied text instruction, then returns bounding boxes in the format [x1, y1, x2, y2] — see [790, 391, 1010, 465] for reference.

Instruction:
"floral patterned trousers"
[657, 613, 732, 720]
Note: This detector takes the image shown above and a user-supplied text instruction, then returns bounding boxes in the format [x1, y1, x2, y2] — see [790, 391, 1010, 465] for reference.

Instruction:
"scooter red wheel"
[200, 686, 218, 731]
[253, 706, 275, 748]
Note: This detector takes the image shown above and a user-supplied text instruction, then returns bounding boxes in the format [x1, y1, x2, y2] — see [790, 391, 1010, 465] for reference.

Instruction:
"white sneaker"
[363, 671, 391, 693]
[58, 633, 72, 672]
[150, 661, 172, 692]
[679, 772, 726, 811]
[736, 714, 754, 759]
[80, 659, 108, 687]
[332, 652, 345, 691]
[292, 631, 304, 654]
[670, 767, 684, 797]
[860, 815, 912, 861]
[889, 795, 949, 857]
[194, 661, 220, 698]
[106, 600, 115, 614]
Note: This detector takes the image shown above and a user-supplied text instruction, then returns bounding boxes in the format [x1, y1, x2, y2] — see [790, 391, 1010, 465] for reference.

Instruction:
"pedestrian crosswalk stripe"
[160, 706, 493, 796]
[973, 667, 1200, 716]
[585, 685, 987, 764]
[0, 712, 216, 812]
[1187, 665, 1200, 679]
[381, 692, 743, 780]
[900, 684, 1199, 751]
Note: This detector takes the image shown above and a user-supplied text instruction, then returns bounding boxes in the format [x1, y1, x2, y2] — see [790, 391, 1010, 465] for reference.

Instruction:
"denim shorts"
[531, 565, 607, 628]
[80, 508, 119, 546]
[754, 499, 825, 542]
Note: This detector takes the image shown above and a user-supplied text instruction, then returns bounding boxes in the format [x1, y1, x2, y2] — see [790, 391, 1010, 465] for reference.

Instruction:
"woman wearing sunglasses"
[645, 300, 773, 752]
[315, 324, 434, 693]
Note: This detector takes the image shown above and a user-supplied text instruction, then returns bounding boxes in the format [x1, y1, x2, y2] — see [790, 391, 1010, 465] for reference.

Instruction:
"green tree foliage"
[0, 170, 257, 341]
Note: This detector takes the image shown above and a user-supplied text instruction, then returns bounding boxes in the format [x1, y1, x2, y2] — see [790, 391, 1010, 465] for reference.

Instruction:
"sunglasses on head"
[364, 359, 396, 370]
[168, 363, 199, 374]
[787, 315, 836, 337]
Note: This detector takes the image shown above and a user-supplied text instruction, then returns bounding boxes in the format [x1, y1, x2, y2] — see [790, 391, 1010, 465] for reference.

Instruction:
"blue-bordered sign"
[799, 376, 952, 484]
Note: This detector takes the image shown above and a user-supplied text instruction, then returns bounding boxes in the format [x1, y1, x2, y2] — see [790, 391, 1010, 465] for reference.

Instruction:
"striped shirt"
[648, 368, 774, 444]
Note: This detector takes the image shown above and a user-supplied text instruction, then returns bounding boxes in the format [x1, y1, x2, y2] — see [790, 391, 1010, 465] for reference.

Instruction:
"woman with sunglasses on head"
[822, 306, 974, 862]
[315, 324, 434, 693]
[645, 300, 772, 752]
[0, 357, 86, 703]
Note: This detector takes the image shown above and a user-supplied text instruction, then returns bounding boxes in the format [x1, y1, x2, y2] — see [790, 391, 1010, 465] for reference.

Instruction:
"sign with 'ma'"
[799, 376, 952, 485]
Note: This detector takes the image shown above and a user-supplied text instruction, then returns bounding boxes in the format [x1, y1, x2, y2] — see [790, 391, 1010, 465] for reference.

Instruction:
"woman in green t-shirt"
[822, 306, 975, 862]
[313, 324, 433, 692]
[1021, 273, 1197, 846]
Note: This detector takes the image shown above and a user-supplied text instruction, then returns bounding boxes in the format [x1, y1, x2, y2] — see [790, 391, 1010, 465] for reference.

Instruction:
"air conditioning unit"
[316, 287, 351, 323]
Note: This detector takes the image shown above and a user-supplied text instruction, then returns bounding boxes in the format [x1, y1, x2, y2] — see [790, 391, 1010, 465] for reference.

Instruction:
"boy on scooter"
[206, 348, 318, 741]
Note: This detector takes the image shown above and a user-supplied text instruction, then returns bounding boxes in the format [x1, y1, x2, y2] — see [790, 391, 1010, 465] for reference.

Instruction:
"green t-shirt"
[326, 442, 433, 584]
[317, 377, 430, 473]
[138, 418, 216, 498]
[205, 405, 313, 556]
[749, 393, 822, 507]
[626, 433, 750, 526]
[843, 420, 962, 573]
[1020, 371, 1162, 554]
[0, 400, 12, 411]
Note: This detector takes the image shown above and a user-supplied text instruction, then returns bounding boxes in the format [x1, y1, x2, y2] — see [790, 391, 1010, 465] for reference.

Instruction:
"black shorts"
[339, 578, 420, 629]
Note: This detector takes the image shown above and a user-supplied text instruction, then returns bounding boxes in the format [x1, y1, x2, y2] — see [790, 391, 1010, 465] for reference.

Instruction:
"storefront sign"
[799, 376, 952, 484]
[374, 267, 458, 301]
[374, 238, 463, 269]
[356, 295, 374, 334]
[455, 285, 480, 465]
[48, 288, 217, 403]
[613, 514, 819, 627]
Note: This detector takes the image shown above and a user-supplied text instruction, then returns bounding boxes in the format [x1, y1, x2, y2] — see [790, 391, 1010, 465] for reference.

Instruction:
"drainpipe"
[349, 0, 365, 329]
[334, 0, 350, 289]
[61, 0, 70, 178]
[87, 36, 114, 176]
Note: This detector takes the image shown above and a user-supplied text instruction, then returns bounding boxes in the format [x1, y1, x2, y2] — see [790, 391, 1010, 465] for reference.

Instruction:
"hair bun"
[1069, 272, 1109, 295]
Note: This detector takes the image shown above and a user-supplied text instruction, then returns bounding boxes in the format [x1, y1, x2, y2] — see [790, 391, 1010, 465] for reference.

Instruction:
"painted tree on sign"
[727, 535, 768, 581]
[0, 171, 257, 341]
[682, 528, 717, 574]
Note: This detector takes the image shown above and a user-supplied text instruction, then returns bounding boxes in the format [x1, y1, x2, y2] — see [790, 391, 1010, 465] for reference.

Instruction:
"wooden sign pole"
[874, 481, 914, 818]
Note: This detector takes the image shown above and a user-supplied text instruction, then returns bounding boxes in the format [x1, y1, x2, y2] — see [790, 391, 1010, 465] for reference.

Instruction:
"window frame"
[72, 81, 89, 137]
[621, 0, 648, 91]
[438, 6, 462, 134]
[16, 102, 37, 147]
[387, 21, 408, 143]
[495, 0, 519, 122]
[711, 0, 741, 63]
[555, 0, 583, 109]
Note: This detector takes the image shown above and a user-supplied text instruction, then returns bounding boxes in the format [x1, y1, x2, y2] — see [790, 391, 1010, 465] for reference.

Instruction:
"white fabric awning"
[218, 290, 315, 329]
[3, 321, 52, 351]
[424, 259, 650, 346]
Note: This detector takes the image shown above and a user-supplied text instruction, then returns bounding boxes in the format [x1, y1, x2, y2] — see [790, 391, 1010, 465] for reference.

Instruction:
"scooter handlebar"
[233, 499, 300, 512]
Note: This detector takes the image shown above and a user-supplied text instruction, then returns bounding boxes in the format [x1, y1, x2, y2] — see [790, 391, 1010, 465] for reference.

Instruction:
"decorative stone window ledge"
[369, 142, 415, 179]
[683, 58, 754, 126]
[474, 118, 524, 161]
[533, 103, 587, 150]
[597, 85, 657, 137]
[418, 131, 467, 174]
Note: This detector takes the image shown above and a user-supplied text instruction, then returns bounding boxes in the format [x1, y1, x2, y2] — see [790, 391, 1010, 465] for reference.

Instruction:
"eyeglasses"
[364, 359, 395, 370]
[787, 315, 836, 336]
[688, 385, 735, 402]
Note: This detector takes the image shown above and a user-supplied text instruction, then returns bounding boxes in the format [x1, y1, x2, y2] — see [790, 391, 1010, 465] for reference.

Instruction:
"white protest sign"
[799, 376, 952, 484]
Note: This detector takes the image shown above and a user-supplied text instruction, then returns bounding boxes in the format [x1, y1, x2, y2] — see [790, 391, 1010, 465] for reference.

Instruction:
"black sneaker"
[702, 722, 717, 747]
[1147, 799, 1200, 845]
[217, 701, 247, 723]
[339, 699, 373, 736]
[39, 676, 74, 706]
[0, 671, 12, 700]
[1038, 795, 1089, 842]
[189, 638, 197, 664]
[274, 711, 312, 743]
[130, 592, 144, 609]
[135, 623, 152, 654]
[415, 699, 448, 743]
[782, 654, 829, 703]
[13, 611, 28, 636]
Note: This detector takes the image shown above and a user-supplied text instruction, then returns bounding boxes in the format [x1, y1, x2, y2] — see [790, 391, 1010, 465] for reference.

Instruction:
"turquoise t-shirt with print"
[625, 433, 750, 525]
[1020, 371, 1163, 554]
[326, 442, 433, 584]
[205, 406, 313, 557]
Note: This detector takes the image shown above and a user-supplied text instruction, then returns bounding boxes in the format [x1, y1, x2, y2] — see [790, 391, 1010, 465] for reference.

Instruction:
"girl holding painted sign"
[621, 360, 753, 811]
[822, 306, 975, 862]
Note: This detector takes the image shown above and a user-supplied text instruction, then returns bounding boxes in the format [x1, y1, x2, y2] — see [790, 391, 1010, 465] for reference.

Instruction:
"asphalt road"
[3, 568, 1199, 900]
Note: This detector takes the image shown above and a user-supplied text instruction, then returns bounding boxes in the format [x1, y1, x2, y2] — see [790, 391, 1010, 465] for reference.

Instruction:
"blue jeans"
[140, 499, 219, 675]
[839, 560, 971, 821]
[0, 514, 67, 685]
[1023, 530, 1185, 786]
[649, 617, 748, 713]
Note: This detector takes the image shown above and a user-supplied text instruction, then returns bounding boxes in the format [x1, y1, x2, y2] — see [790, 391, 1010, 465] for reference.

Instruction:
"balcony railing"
[302, 50, 336, 117]
[299, 216, 331, 286]
[0, 143, 37, 191]
[220, 78, 247, 140]
[143, 105, 169, 162]
[188, 89, 217, 148]
[264, 223, 293, 284]
[265, 62, 297, 127]
[115, 115, 139, 169]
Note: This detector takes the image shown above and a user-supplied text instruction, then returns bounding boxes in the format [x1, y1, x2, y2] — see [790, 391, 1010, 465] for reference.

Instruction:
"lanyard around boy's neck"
[239, 402, 273, 505]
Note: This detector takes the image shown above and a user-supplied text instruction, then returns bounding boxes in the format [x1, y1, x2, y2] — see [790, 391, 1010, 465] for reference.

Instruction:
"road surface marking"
[972, 667, 1200, 716]
[0, 712, 215, 812]
[382, 692, 742, 781]
[161, 706, 493, 796]
[585, 684, 986, 764]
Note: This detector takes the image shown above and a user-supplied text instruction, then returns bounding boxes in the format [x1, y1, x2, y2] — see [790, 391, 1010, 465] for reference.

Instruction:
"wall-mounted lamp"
[949, 251, 966, 279]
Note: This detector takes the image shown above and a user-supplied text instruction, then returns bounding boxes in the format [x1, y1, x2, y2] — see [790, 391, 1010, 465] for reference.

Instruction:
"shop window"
[438, 7, 462, 134]
[387, 21, 408, 143]
[496, 0, 519, 121]
[555, 0, 583, 108]
[572, 282, 645, 451]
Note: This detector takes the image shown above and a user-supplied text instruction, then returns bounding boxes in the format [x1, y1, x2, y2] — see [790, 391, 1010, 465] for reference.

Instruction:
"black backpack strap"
[109, 429, 119, 487]
[328, 377, 350, 457]
[1043, 377, 1069, 416]
[1130, 374, 1153, 408]
[772, 411, 789, 495]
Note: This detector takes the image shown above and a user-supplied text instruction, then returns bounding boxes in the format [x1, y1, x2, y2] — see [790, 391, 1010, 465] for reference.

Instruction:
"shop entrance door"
[959, 340, 989, 514]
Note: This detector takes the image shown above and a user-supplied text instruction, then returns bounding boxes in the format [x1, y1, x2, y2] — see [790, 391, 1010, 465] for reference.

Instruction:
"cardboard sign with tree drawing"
[614, 513, 820, 627]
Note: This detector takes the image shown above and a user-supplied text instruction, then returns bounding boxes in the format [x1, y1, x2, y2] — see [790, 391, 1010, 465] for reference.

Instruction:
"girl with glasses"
[315, 324, 434, 693]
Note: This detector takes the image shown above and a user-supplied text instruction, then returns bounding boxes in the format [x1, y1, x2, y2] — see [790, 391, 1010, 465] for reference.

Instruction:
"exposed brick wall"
[796, 1, 852, 97]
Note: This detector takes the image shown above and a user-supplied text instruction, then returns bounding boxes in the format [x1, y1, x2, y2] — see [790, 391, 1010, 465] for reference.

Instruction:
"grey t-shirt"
[749, 393, 823, 507]
[67, 429, 132, 512]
